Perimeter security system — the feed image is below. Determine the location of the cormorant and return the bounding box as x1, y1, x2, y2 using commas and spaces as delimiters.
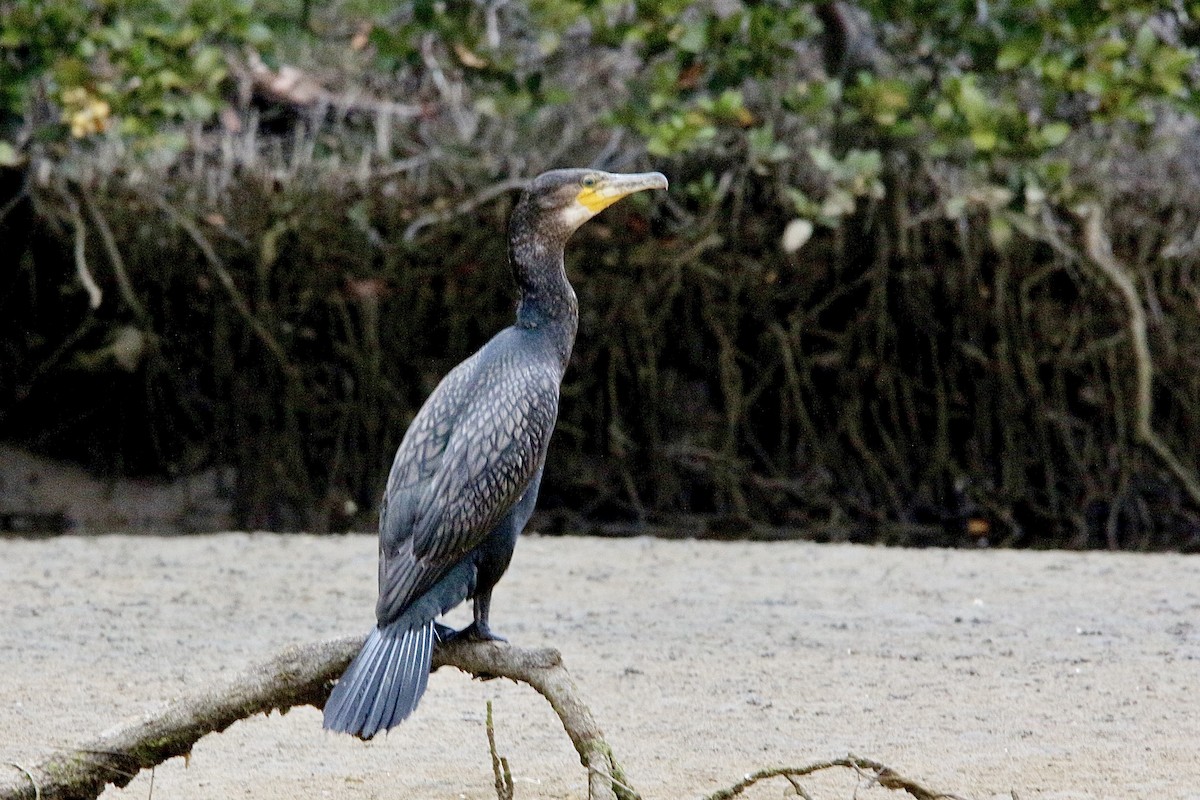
323, 168, 668, 739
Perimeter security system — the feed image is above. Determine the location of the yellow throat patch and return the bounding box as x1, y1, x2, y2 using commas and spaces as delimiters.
576, 185, 626, 214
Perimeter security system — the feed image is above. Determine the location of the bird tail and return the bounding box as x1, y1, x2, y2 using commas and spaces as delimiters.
323, 620, 436, 739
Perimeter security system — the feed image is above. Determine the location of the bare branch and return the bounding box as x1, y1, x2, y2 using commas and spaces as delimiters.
80, 192, 146, 320
0, 637, 640, 800
432, 640, 640, 800
485, 701, 514, 800
146, 193, 298, 379
241, 51, 422, 121
0, 632, 967, 800
402, 176, 527, 242
703, 755, 967, 800
0, 637, 354, 800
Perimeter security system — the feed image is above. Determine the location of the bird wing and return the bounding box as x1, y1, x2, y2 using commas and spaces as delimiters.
374, 351, 559, 627
411, 359, 558, 561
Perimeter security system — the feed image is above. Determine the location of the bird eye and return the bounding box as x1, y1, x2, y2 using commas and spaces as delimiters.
581, 175, 598, 188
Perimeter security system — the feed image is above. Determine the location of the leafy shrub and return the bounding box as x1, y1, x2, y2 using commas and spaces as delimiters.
2, 0, 1198, 547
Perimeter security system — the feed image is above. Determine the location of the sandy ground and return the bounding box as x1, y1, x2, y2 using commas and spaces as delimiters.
1, 533, 1198, 800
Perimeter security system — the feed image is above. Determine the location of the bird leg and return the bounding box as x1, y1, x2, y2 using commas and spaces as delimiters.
467, 590, 508, 641
437, 591, 507, 643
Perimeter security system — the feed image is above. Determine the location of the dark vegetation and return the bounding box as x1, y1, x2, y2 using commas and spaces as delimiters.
1, 0, 1198, 548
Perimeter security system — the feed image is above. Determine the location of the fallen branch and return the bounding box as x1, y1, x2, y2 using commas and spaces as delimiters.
0, 636, 639, 800
0, 637, 965, 800
702, 755, 967, 800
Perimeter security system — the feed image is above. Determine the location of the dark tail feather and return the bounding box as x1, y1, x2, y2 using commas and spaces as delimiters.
323, 620, 435, 739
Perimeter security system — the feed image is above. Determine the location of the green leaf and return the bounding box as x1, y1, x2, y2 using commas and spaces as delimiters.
260, 220, 290, 268
1038, 122, 1070, 148
787, 188, 820, 218
1133, 22, 1157, 60
0, 140, 21, 166
988, 215, 1013, 249
997, 35, 1041, 71
820, 188, 855, 219
970, 127, 998, 151
1096, 38, 1128, 60
807, 146, 838, 173
672, 20, 707, 54
187, 93, 216, 120
944, 195, 967, 220
156, 69, 184, 90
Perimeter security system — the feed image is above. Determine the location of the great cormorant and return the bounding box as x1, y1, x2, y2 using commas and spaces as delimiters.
323, 168, 668, 739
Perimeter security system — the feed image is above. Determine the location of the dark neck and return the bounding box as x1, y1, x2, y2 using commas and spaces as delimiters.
508, 210, 579, 370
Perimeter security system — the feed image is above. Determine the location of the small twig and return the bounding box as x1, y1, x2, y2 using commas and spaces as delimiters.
420, 33, 477, 142
589, 763, 639, 798
432, 641, 639, 800
706, 760, 839, 800
403, 176, 527, 242
784, 773, 815, 800
485, 701, 514, 800
374, 151, 443, 178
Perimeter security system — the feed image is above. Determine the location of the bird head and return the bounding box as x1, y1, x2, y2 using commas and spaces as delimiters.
517, 169, 669, 238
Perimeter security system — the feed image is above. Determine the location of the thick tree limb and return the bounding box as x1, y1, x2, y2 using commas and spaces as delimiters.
432, 640, 640, 800
0, 636, 638, 800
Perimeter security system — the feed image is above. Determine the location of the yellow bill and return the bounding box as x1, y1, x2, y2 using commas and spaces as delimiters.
576, 171, 670, 214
